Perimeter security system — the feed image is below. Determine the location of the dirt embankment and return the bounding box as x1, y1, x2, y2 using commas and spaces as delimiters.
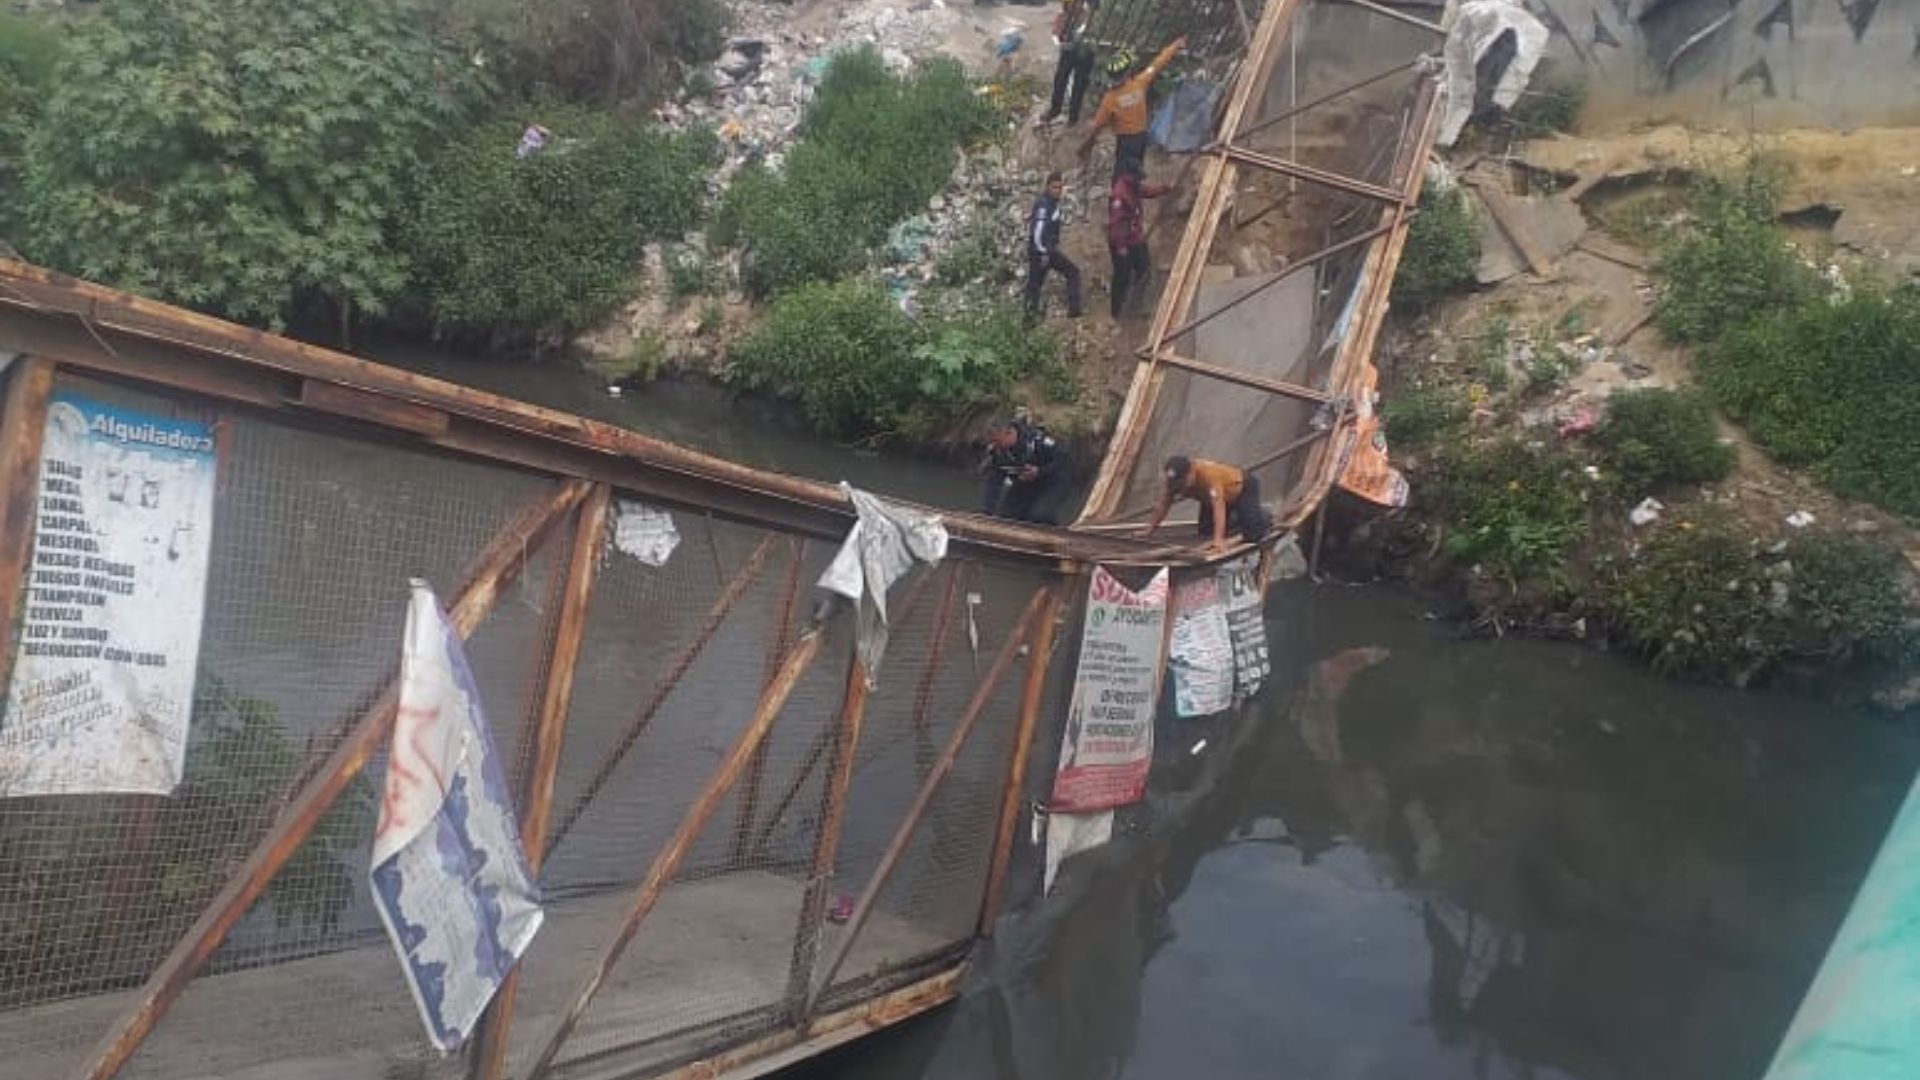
1326, 121, 1920, 704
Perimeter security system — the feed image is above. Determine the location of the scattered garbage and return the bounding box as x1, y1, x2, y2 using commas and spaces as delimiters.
1629, 497, 1664, 527
1556, 408, 1596, 439
1785, 510, 1817, 528
827, 894, 856, 923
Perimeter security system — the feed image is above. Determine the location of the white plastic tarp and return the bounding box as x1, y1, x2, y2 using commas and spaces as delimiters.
1438, 0, 1549, 146
817, 483, 949, 679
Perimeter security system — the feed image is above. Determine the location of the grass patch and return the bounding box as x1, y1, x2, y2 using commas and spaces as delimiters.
714, 49, 994, 297
1655, 160, 1818, 344
1590, 185, 1691, 250
407, 114, 717, 340
1428, 439, 1591, 583
1608, 526, 1912, 683
1595, 388, 1734, 495
1383, 383, 1467, 450
1702, 287, 1920, 517
729, 279, 1063, 440
1507, 81, 1585, 138
1393, 186, 1480, 314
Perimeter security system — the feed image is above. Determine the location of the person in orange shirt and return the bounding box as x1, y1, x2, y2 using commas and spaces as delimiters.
1078, 35, 1186, 176
1142, 455, 1272, 553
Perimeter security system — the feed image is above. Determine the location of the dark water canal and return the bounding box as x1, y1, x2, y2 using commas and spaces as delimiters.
397, 351, 1918, 1080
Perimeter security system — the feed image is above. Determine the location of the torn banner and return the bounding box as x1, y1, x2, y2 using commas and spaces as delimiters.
817, 483, 949, 678
1168, 576, 1233, 718
372, 581, 543, 1052
1044, 567, 1168, 892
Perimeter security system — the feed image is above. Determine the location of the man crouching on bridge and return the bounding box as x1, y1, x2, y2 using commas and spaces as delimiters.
983, 417, 1070, 525
1142, 456, 1271, 553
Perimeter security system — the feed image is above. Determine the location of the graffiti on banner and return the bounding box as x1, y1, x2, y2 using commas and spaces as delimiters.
371, 581, 543, 1051
1169, 576, 1233, 717
0, 392, 217, 797
1050, 566, 1168, 813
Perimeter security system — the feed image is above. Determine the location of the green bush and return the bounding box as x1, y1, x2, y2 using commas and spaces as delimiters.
716, 49, 994, 296
1428, 440, 1590, 582
731, 282, 1063, 439
1392, 185, 1480, 314
1508, 81, 1585, 138
1702, 287, 1920, 517
729, 279, 922, 437
407, 116, 716, 339
1595, 388, 1734, 494
0, 13, 60, 239
19, 0, 486, 327
1655, 161, 1818, 344
1382, 383, 1466, 450
1608, 527, 1912, 682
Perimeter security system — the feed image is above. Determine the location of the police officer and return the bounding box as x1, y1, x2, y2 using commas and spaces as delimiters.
982, 417, 1069, 525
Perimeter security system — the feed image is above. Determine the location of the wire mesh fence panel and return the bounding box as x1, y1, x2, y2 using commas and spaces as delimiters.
0, 375, 564, 1079
815, 566, 1045, 1004
511, 524, 852, 1079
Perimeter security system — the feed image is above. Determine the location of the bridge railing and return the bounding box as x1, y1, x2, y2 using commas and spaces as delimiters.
0, 263, 1140, 1080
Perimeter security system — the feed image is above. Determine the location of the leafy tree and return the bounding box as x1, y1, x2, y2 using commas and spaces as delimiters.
18, 0, 486, 328
0, 12, 62, 240
406, 114, 717, 341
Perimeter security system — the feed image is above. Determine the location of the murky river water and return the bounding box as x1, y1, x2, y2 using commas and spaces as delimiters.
399, 352, 1919, 1080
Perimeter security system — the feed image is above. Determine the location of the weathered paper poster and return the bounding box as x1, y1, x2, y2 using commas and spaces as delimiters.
371, 581, 543, 1051
1220, 556, 1270, 698
0, 392, 218, 797
1168, 576, 1233, 717
1050, 566, 1168, 813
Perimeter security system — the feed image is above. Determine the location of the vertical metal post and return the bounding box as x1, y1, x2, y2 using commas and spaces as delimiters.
978, 584, 1067, 936
781, 653, 872, 1019
0, 356, 55, 696
473, 485, 612, 1080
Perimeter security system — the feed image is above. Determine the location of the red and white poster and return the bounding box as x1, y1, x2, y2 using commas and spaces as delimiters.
1050, 566, 1169, 813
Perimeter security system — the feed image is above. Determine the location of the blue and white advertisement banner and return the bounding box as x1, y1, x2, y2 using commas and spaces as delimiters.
0, 392, 218, 797
372, 580, 543, 1052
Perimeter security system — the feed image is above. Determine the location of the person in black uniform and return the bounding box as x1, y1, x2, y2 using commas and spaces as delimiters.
981, 417, 1070, 524
1024, 172, 1083, 320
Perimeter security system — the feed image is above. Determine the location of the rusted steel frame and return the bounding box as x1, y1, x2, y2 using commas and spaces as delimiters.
1324, 0, 1446, 35
802, 588, 1052, 1019
1079, 0, 1306, 522
524, 629, 829, 1080
1221, 144, 1404, 205
730, 538, 807, 862
473, 485, 613, 1080
546, 534, 780, 855
1231, 57, 1426, 144
780, 654, 873, 1019
978, 585, 1068, 936
1148, 350, 1333, 404
74, 478, 592, 1080
909, 566, 964, 736
0, 356, 55, 695
747, 568, 942, 855
1281, 75, 1442, 529
1155, 221, 1396, 345
653, 966, 966, 1080
0, 267, 1154, 569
